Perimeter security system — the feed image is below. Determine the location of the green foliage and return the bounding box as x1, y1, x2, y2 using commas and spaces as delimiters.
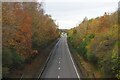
77, 40, 87, 58
11, 49, 24, 68
111, 42, 120, 79
87, 52, 97, 64
87, 34, 95, 39
77, 34, 95, 59
2, 47, 13, 67
3, 47, 24, 68
101, 59, 113, 77
2, 47, 25, 77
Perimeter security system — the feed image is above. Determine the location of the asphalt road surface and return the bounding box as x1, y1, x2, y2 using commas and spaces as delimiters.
41, 33, 80, 79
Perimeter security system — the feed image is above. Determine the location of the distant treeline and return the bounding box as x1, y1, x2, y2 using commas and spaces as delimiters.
68, 12, 119, 78
2, 2, 59, 77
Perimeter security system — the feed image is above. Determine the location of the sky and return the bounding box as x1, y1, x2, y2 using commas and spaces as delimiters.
39, 0, 119, 29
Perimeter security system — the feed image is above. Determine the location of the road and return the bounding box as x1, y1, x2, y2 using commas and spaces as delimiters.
41, 33, 80, 79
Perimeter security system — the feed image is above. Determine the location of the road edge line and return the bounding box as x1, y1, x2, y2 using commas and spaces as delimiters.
37, 38, 60, 79
66, 41, 80, 79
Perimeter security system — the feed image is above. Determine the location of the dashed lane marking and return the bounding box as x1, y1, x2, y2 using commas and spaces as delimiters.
59, 61, 60, 63
58, 75, 60, 79
58, 67, 61, 70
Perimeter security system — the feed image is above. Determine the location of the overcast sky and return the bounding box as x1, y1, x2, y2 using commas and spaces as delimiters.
39, 0, 119, 29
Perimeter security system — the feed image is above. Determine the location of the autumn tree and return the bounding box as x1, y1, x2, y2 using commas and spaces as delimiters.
68, 11, 119, 78
2, 2, 59, 77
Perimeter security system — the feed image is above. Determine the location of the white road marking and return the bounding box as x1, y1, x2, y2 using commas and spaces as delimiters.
37, 39, 60, 79
20, 74, 23, 80
59, 61, 60, 63
66, 43, 80, 79
58, 75, 60, 79
58, 67, 61, 70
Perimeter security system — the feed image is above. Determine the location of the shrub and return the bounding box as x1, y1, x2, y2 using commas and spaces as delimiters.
101, 58, 113, 77
11, 49, 25, 68
88, 34, 95, 39
2, 47, 13, 67
77, 34, 95, 58
87, 52, 98, 64
3, 47, 24, 69
2, 67, 9, 77
78, 41, 87, 58
111, 42, 120, 79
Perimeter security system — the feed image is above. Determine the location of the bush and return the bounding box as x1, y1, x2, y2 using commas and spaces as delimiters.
3, 47, 24, 69
77, 34, 95, 58
101, 58, 113, 77
87, 52, 98, 64
78, 41, 87, 58
88, 34, 95, 39
2, 47, 13, 67
11, 49, 24, 68
111, 42, 120, 79
2, 67, 9, 77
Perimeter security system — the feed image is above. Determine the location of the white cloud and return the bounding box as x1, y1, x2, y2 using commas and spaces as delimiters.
41, 0, 119, 3
43, 0, 119, 29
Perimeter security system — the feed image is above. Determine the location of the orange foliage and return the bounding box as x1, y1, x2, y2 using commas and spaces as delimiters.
2, 2, 59, 58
